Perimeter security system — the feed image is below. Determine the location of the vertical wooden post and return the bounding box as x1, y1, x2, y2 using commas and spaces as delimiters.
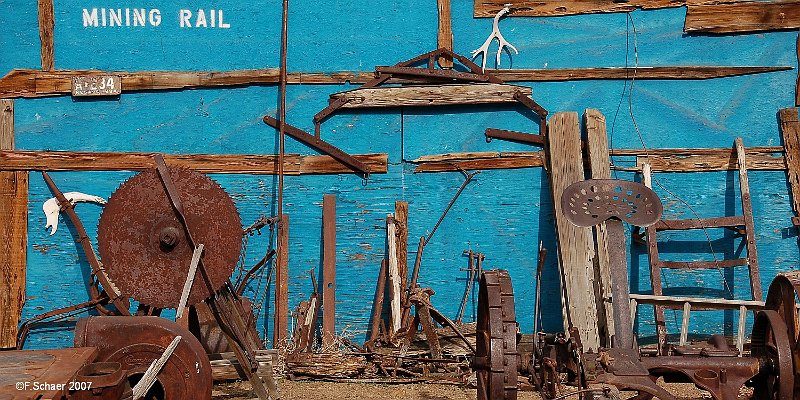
779, 108, 800, 230
437, 0, 453, 68
583, 109, 615, 348
273, 214, 289, 347
796, 34, 799, 107
394, 201, 408, 302
734, 138, 762, 299
0, 99, 27, 349
38, 0, 55, 71
322, 194, 336, 347
386, 215, 402, 334
545, 112, 600, 351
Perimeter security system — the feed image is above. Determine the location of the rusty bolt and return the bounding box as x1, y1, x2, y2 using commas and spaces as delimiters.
159, 227, 181, 250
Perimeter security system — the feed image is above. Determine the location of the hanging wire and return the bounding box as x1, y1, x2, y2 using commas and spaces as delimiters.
620, 13, 735, 306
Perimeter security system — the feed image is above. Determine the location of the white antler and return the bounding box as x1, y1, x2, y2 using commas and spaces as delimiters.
43, 192, 106, 235
471, 4, 518, 72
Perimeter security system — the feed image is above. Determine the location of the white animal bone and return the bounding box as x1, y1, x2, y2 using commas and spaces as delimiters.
43, 192, 107, 235
471, 4, 518, 72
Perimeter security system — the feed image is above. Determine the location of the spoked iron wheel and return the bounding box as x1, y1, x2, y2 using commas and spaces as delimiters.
475, 269, 518, 400
751, 310, 794, 400
764, 272, 800, 399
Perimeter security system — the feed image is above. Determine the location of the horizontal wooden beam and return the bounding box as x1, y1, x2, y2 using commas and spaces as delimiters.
685, 1, 800, 33
0, 150, 388, 175
475, 0, 710, 17
331, 84, 532, 109
413, 151, 544, 172
490, 66, 792, 81
2, 66, 788, 99
610, 146, 786, 172
412, 146, 786, 173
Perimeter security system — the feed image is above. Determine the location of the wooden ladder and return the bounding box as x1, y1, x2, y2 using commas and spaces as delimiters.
635, 138, 764, 355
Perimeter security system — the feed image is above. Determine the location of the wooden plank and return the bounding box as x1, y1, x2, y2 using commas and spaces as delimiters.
299, 153, 387, 174
0, 66, 790, 98
412, 146, 786, 173
475, 0, 720, 17
209, 350, 275, 381
631, 153, 786, 171
679, 302, 691, 346
735, 138, 762, 300
437, 0, 454, 68
685, 1, 800, 33
778, 108, 800, 227
0, 150, 387, 175
273, 215, 289, 347
368, 259, 388, 343
492, 66, 792, 81
653, 216, 745, 230
583, 109, 615, 348
386, 215, 402, 334
331, 83, 532, 109
546, 112, 600, 351
628, 293, 765, 309
322, 194, 336, 347
413, 151, 545, 173
37, 0, 54, 71
0, 100, 25, 349
394, 202, 409, 309
658, 258, 749, 270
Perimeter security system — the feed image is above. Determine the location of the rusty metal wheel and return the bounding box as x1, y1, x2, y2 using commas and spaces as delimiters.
751, 310, 794, 400
475, 269, 518, 400
765, 272, 800, 346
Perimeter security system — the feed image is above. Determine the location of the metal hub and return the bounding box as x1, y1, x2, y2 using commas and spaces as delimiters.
97, 167, 242, 309
475, 269, 518, 400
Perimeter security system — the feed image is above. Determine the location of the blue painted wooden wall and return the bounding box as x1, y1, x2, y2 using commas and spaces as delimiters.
2, 1, 798, 349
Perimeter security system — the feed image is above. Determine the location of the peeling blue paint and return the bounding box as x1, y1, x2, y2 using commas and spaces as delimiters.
3, 0, 798, 349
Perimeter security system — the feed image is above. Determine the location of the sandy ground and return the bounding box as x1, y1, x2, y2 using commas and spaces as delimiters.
212, 380, 725, 400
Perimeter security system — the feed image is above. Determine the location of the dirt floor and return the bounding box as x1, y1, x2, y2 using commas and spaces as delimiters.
213, 380, 731, 399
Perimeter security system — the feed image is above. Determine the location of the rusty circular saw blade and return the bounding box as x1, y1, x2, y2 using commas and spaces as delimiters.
97, 167, 242, 309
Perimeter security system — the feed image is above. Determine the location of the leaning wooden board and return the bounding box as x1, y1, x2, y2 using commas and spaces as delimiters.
545, 112, 601, 351
0, 347, 98, 399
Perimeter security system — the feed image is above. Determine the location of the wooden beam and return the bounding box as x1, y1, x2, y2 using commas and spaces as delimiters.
0, 150, 388, 175
489, 66, 791, 81
322, 194, 336, 347
475, 0, 715, 17
273, 215, 289, 347
37, 0, 54, 71
413, 151, 545, 173
1, 66, 790, 98
583, 109, 614, 348
779, 108, 800, 228
546, 112, 600, 351
685, 1, 800, 33
437, 0, 454, 68
796, 33, 800, 107
0, 99, 26, 348
394, 201, 409, 309
628, 152, 786, 172
386, 215, 402, 334
331, 83, 532, 109
411, 146, 785, 173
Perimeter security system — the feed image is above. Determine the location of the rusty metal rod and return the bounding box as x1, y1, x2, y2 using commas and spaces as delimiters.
41, 172, 130, 316
367, 259, 388, 345
235, 249, 277, 296
423, 170, 479, 246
